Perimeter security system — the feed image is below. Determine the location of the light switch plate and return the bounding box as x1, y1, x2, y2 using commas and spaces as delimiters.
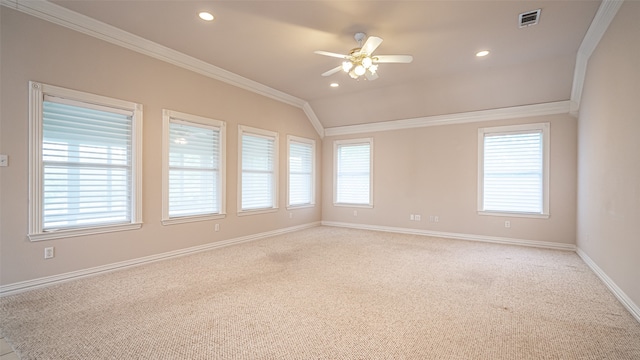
0, 154, 7, 167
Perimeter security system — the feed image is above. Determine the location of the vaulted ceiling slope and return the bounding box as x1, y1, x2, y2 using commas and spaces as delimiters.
26, 1, 601, 129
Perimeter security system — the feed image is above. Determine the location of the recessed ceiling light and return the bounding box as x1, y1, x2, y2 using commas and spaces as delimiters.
330, 83, 339, 88
198, 12, 214, 21
476, 50, 490, 57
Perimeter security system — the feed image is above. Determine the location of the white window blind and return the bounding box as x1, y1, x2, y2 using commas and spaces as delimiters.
42, 97, 133, 230
335, 139, 372, 206
168, 121, 220, 217
482, 130, 544, 214
288, 138, 314, 207
241, 129, 277, 211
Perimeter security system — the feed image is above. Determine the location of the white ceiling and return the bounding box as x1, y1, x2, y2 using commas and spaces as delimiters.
51, 0, 601, 129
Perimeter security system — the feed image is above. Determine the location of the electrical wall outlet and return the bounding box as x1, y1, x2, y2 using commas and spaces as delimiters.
44, 247, 54, 259
505, 221, 511, 228
214, 223, 220, 232
0, 155, 7, 167
410, 214, 415, 220
415, 215, 421, 221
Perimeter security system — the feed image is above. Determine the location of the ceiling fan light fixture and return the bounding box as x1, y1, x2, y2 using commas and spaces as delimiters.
362, 56, 373, 69
354, 64, 366, 76
342, 61, 353, 72
369, 64, 378, 74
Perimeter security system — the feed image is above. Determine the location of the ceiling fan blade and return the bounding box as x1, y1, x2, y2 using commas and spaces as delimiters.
365, 72, 379, 81
321, 66, 342, 77
361, 36, 383, 55
374, 55, 414, 63
314, 50, 349, 59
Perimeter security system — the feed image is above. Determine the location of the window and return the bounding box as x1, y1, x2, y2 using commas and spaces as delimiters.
238, 126, 278, 215
287, 136, 315, 208
162, 110, 226, 225
28, 81, 142, 241
334, 138, 373, 207
478, 123, 549, 217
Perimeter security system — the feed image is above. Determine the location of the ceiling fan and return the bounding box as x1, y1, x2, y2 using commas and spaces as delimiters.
315, 32, 413, 81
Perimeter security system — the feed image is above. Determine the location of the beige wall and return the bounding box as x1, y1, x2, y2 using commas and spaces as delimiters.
322, 114, 577, 245
577, 2, 640, 308
0, 9, 322, 285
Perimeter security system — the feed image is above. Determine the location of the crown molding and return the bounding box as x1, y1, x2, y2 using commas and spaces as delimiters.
6, 0, 616, 137
578, 0, 624, 58
570, 54, 589, 117
570, 0, 624, 116
1, 0, 325, 137
302, 103, 325, 138
324, 101, 571, 137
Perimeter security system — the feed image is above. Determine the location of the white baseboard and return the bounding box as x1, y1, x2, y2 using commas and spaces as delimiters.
0, 222, 321, 297
8, 221, 637, 325
321, 221, 576, 251
576, 248, 640, 323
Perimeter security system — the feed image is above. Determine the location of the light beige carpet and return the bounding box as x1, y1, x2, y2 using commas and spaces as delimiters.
1, 226, 639, 359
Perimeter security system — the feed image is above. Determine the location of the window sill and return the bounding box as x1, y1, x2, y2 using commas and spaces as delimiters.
29, 222, 142, 242
286, 203, 315, 210
478, 211, 549, 219
333, 203, 373, 209
237, 208, 278, 217
162, 213, 226, 226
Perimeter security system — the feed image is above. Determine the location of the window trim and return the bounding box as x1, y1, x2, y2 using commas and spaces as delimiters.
477, 122, 550, 219
237, 125, 279, 216
161, 110, 226, 225
333, 137, 374, 208
28, 81, 143, 241
286, 135, 316, 210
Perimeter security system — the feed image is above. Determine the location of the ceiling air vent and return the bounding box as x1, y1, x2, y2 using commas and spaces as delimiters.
519, 9, 541, 28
